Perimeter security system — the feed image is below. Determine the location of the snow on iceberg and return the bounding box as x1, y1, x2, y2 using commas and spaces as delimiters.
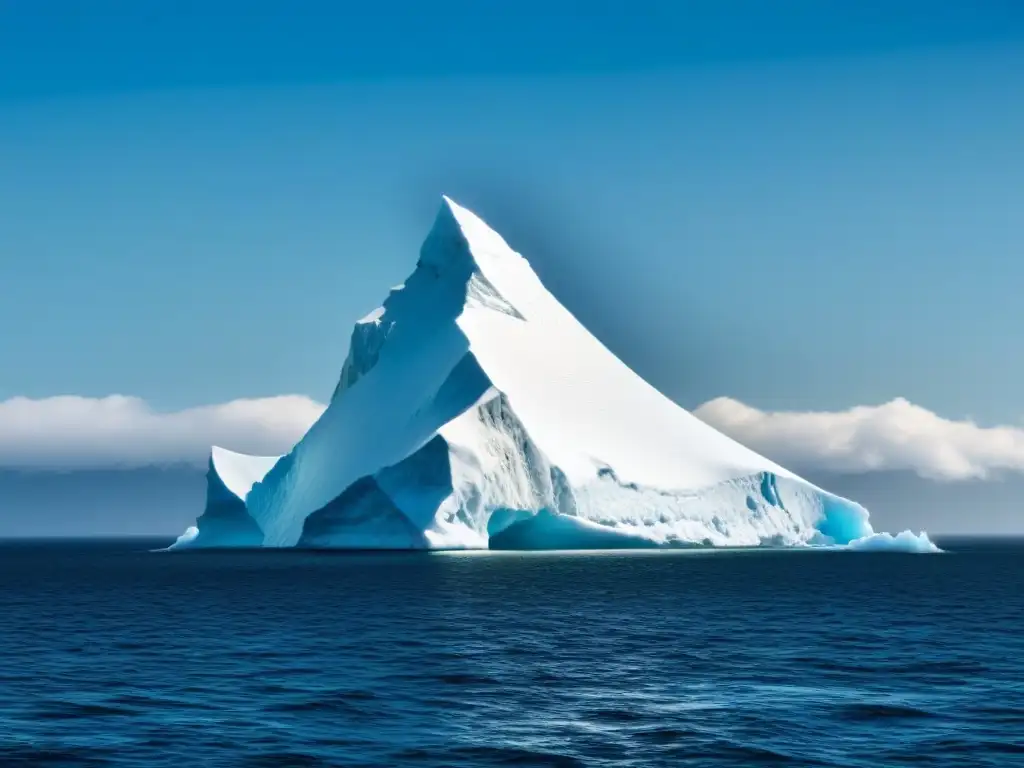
174, 195, 934, 552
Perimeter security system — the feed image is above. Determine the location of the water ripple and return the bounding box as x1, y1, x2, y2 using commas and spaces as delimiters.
0, 538, 1022, 767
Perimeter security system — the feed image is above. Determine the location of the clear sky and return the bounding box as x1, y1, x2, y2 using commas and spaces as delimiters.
2, 0, 1024, 426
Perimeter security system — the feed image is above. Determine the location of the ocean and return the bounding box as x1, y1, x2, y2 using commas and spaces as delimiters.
1, 539, 1022, 767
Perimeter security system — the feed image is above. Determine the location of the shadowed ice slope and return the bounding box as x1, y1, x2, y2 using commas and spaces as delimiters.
170, 447, 275, 549
178, 197, 936, 552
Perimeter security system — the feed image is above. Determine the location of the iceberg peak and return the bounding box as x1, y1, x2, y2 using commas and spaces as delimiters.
439, 194, 487, 237
422, 194, 525, 274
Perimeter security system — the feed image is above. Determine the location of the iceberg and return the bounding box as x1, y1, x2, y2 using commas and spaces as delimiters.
847, 531, 942, 553
176, 196, 935, 552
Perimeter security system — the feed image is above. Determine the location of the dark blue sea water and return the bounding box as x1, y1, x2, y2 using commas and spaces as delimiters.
1, 539, 1022, 767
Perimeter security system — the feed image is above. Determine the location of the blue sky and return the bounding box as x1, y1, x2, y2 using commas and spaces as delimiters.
2, 0, 1024, 426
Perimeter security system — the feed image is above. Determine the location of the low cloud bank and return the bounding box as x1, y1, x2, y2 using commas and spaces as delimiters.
695, 396, 1024, 482
2, 393, 1022, 483
0, 395, 325, 469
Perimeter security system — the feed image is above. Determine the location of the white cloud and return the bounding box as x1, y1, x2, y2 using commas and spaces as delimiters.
3, 393, 1023, 481
0, 395, 325, 470
694, 396, 1024, 481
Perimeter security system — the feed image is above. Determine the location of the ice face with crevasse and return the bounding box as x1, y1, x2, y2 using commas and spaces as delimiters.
174, 197, 937, 553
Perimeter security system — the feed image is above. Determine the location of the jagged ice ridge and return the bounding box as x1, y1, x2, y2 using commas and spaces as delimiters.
174, 197, 937, 553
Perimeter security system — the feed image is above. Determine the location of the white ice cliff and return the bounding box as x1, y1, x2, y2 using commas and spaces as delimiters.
174, 196, 936, 552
